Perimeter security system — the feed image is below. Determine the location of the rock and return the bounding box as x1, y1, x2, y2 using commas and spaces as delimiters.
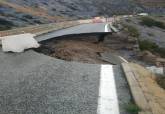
139, 51, 157, 64
156, 58, 165, 67
139, 51, 165, 66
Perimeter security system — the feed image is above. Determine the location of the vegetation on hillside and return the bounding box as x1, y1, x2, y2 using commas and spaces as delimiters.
0, 18, 14, 31
156, 75, 165, 89
140, 16, 165, 29
124, 103, 141, 114
138, 40, 158, 51
124, 24, 140, 37
139, 40, 165, 58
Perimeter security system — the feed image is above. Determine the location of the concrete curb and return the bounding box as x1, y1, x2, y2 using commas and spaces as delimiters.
121, 63, 152, 114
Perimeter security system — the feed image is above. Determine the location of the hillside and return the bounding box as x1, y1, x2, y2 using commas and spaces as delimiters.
137, 0, 165, 7
0, 0, 165, 30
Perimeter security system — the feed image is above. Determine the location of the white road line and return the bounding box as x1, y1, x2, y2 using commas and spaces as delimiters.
104, 24, 109, 32
97, 65, 120, 114
119, 56, 128, 63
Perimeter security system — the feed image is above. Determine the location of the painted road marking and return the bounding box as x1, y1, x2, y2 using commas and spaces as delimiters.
104, 24, 110, 32
97, 65, 120, 114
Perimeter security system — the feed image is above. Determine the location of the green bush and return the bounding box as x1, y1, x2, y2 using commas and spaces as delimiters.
139, 40, 158, 51
156, 76, 165, 89
124, 25, 140, 37
155, 47, 165, 58
139, 40, 165, 57
140, 17, 165, 29
124, 103, 141, 114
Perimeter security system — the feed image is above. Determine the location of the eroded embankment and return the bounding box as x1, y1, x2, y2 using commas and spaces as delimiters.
34, 33, 138, 64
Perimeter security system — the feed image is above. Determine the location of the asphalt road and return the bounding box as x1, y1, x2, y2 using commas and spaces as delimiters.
36, 23, 112, 42
0, 49, 131, 114
0, 50, 101, 114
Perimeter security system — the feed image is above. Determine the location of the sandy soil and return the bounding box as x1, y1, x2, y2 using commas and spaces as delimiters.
35, 35, 112, 64
51, 39, 108, 64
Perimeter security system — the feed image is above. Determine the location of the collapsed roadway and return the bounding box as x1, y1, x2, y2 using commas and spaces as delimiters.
0, 22, 131, 114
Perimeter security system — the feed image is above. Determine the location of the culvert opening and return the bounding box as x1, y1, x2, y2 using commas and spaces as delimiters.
34, 34, 113, 64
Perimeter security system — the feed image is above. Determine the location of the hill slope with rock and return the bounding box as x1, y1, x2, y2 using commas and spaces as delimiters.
0, 0, 165, 30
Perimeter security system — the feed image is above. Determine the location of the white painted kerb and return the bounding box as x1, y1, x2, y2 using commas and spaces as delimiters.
97, 65, 120, 114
